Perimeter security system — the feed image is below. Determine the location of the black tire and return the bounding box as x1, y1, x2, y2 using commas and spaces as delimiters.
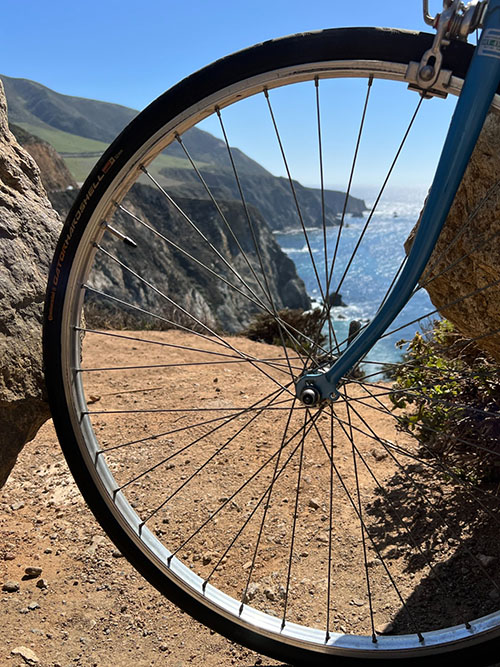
44, 28, 500, 665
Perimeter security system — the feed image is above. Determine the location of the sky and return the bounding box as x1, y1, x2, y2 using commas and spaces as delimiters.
1, 1, 458, 192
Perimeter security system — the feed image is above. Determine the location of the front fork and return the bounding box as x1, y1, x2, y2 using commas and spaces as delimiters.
296, 0, 500, 406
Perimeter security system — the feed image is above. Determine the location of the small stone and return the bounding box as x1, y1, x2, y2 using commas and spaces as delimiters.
11, 646, 40, 664
264, 587, 276, 601
243, 582, 260, 603
489, 589, 500, 600
308, 498, 320, 510
478, 554, 496, 567
351, 598, 366, 607
35, 579, 48, 589
202, 553, 212, 566
371, 449, 388, 462
4, 552, 15, 560
2, 580, 20, 592
10, 501, 25, 511
24, 566, 42, 578
111, 550, 123, 558
375, 621, 394, 635
28, 601, 40, 610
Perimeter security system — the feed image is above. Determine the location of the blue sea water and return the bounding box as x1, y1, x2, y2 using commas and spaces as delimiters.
274, 188, 435, 371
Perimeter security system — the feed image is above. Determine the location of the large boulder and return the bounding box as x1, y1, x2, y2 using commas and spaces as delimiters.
0, 80, 61, 488
408, 110, 500, 361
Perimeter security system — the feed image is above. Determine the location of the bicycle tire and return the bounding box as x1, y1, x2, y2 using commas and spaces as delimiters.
44, 27, 500, 665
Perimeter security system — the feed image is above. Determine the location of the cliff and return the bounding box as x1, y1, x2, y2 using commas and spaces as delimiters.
50, 183, 311, 333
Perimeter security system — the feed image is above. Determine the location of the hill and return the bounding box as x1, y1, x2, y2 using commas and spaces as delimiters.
0, 74, 366, 230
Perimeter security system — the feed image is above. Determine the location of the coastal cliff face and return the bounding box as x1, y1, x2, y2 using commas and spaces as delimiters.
0, 82, 61, 488
408, 111, 500, 361
9, 123, 77, 193
50, 183, 311, 333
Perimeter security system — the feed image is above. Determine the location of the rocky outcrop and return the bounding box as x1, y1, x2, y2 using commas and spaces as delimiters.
409, 111, 500, 361
9, 123, 77, 193
0, 81, 61, 488
50, 183, 311, 333
160, 165, 367, 232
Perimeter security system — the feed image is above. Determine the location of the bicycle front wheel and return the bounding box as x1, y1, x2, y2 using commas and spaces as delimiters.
44, 28, 500, 665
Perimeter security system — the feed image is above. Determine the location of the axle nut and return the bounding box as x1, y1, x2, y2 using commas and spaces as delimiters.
300, 387, 320, 406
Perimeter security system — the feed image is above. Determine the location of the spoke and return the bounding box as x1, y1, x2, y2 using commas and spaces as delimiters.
326, 77, 373, 301
203, 400, 298, 591
342, 386, 377, 642
378, 275, 500, 344
337, 396, 500, 592
351, 376, 499, 421
115, 200, 281, 322
346, 384, 500, 495
138, 387, 289, 528
310, 416, 425, 638
315, 78, 341, 356
95, 245, 295, 394
281, 409, 307, 630
215, 107, 302, 371
332, 96, 423, 298
418, 177, 500, 287
81, 356, 303, 373
264, 88, 326, 308
167, 409, 322, 563
416, 227, 500, 296
83, 285, 296, 376
240, 399, 298, 612
333, 410, 449, 595
173, 133, 279, 310
100, 397, 294, 455
325, 406, 335, 642
117, 383, 289, 496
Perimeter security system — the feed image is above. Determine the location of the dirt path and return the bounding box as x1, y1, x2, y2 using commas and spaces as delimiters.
2, 331, 500, 667
0, 418, 285, 667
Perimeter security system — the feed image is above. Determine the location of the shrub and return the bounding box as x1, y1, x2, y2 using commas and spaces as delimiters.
390, 320, 500, 482
243, 308, 326, 352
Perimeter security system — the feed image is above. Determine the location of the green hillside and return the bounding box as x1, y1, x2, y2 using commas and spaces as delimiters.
1, 72, 367, 229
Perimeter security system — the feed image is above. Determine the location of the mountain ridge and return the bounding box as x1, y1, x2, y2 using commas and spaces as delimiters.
0, 73, 367, 231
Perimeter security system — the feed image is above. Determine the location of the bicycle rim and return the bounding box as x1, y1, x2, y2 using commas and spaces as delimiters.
44, 28, 500, 665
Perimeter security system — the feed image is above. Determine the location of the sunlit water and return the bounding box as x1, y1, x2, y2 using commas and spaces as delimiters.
274, 189, 436, 372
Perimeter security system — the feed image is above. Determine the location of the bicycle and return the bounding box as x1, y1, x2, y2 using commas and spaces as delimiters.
43, 1, 500, 664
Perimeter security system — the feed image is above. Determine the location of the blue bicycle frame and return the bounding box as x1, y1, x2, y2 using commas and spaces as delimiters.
296, 0, 500, 403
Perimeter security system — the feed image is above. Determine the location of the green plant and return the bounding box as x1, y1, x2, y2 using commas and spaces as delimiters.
243, 308, 326, 352
390, 320, 500, 482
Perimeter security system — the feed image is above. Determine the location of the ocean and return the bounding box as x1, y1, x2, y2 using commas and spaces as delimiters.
274, 188, 435, 373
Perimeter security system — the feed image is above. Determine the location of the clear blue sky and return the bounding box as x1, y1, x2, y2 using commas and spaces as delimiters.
1, 1, 457, 192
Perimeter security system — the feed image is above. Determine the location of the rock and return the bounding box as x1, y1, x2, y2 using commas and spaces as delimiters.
375, 621, 394, 635
35, 579, 47, 589
327, 292, 347, 308
27, 601, 40, 610
371, 449, 388, 462
24, 566, 42, 578
11, 646, 40, 664
2, 580, 20, 592
264, 587, 277, 601
308, 498, 320, 510
9, 124, 77, 194
0, 79, 61, 488
478, 554, 496, 567
407, 111, 500, 361
243, 582, 260, 603
10, 501, 25, 511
